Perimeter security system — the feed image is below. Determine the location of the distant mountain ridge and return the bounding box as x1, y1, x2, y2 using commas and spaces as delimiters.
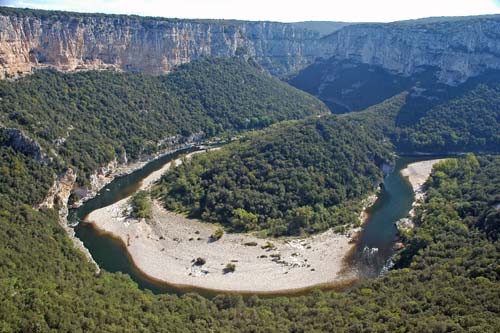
1, 6, 500, 84
0, 6, 330, 79
290, 21, 353, 36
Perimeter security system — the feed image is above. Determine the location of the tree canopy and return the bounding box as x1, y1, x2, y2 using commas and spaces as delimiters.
0, 57, 326, 184
1, 142, 498, 331
155, 116, 393, 236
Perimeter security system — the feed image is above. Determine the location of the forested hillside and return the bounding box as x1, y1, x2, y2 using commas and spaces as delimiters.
0, 57, 326, 184
0, 6, 499, 332
343, 72, 500, 153
154, 116, 393, 236
1, 140, 498, 331
288, 58, 420, 113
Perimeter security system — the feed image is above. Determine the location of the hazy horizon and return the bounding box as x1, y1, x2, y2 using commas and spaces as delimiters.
2, 0, 500, 23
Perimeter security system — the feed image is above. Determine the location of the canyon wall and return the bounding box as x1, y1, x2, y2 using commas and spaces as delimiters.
1, 8, 500, 84
0, 8, 329, 79
323, 17, 500, 84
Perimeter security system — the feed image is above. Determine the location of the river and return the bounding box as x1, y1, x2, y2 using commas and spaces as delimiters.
69, 152, 436, 295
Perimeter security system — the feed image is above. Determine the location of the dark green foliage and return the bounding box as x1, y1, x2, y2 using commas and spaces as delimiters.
288, 58, 425, 113
0, 7, 498, 331
423, 155, 498, 240
343, 73, 500, 153
291, 56, 499, 153
396, 79, 500, 152
130, 190, 152, 219
0, 137, 53, 206
155, 116, 393, 235
210, 227, 224, 241
194, 257, 206, 266
224, 263, 236, 273
0, 57, 325, 183
0, 5, 253, 25
396, 155, 499, 274
0, 147, 499, 331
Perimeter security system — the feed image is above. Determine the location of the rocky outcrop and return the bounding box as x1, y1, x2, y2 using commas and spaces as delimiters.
0, 8, 329, 79
0, 127, 45, 161
1, 8, 499, 84
37, 167, 100, 271
38, 168, 76, 213
323, 16, 500, 84
395, 217, 415, 234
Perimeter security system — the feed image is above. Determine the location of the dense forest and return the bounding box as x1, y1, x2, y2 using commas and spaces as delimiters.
395, 78, 500, 152
288, 58, 437, 113
343, 73, 500, 154
154, 116, 393, 236
1, 139, 498, 331
0, 34, 498, 329
290, 56, 500, 153
0, 57, 326, 184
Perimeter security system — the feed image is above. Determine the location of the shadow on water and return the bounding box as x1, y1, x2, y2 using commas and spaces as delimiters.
350, 158, 414, 278
351, 155, 452, 278
71, 149, 447, 296
71, 147, 200, 296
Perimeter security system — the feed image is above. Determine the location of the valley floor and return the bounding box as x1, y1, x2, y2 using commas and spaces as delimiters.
88, 200, 356, 293
86, 150, 358, 293
85, 155, 444, 293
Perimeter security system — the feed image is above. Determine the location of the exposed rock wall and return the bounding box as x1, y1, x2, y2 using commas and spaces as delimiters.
323, 17, 500, 84
1, 8, 499, 84
38, 168, 76, 212
0, 10, 328, 78
37, 167, 100, 271
0, 127, 46, 161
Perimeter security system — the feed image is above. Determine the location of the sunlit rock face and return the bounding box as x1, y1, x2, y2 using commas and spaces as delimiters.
322, 17, 500, 84
0, 11, 330, 79
1, 9, 499, 85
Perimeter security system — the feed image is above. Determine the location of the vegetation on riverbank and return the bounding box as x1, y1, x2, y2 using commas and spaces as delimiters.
1, 142, 498, 331
154, 116, 393, 236
0, 37, 498, 331
130, 191, 152, 220
0, 57, 326, 185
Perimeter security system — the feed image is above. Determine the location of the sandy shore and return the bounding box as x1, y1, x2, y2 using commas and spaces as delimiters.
401, 159, 444, 214
72, 144, 200, 207
86, 151, 358, 293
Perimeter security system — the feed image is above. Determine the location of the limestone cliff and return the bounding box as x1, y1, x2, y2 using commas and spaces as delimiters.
38, 168, 76, 213
323, 16, 500, 84
0, 127, 45, 161
1, 8, 500, 84
0, 7, 328, 79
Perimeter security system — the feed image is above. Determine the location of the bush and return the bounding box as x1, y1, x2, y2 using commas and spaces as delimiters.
223, 263, 236, 273
194, 257, 206, 266
210, 227, 224, 241
130, 191, 152, 219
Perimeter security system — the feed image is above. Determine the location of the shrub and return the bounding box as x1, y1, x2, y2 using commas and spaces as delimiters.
223, 263, 236, 273
130, 191, 152, 219
261, 241, 276, 250
194, 257, 206, 266
210, 227, 224, 241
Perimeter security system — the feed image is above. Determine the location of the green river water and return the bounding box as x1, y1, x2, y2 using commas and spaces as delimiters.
70, 151, 438, 295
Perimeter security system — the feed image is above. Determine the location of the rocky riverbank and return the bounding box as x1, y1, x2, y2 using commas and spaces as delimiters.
400, 159, 444, 217
395, 158, 444, 247
85, 150, 365, 293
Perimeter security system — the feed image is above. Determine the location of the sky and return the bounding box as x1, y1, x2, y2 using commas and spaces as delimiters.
2, 0, 500, 22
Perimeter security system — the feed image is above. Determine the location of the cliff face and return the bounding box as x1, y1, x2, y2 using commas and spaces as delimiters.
1, 127, 45, 161
1, 8, 500, 84
0, 11, 328, 78
38, 168, 76, 211
323, 17, 500, 84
